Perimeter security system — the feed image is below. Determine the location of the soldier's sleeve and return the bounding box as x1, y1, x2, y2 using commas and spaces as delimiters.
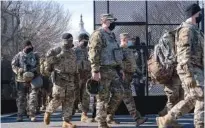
200, 32, 204, 66
74, 52, 80, 86
88, 31, 103, 72
46, 46, 61, 57
46, 47, 61, 63
34, 53, 40, 74
176, 27, 195, 83
11, 53, 20, 74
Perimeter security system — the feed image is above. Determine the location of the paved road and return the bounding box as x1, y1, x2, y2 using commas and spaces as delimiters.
1, 111, 194, 128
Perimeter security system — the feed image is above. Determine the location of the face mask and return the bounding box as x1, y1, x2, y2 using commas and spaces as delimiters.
196, 14, 203, 23
127, 41, 133, 47
63, 43, 73, 49
25, 47, 33, 54
108, 22, 116, 31
63, 40, 73, 49
83, 41, 88, 47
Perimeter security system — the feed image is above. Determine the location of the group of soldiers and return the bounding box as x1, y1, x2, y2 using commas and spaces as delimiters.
11, 3, 204, 128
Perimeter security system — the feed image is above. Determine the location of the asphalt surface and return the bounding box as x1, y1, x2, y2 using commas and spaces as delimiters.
1, 110, 194, 128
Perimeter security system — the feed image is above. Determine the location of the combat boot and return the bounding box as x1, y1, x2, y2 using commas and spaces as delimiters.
62, 121, 76, 128
80, 112, 88, 122
106, 114, 119, 124
156, 114, 173, 128
88, 118, 97, 123
136, 117, 148, 127
44, 112, 51, 125
169, 120, 183, 128
16, 115, 23, 122
98, 122, 111, 128
195, 125, 204, 128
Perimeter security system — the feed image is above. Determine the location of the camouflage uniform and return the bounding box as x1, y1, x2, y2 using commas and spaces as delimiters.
45, 46, 79, 123
11, 51, 40, 118
39, 57, 53, 110
74, 46, 91, 113
107, 33, 146, 125
88, 14, 124, 128
159, 74, 184, 116
157, 21, 204, 128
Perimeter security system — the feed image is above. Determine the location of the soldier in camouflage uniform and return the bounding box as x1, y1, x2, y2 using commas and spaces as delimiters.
106, 33, 148, 126
157, 4, 204, 128
44, 33, 79, 128
88, 14, 124, 128
159, 75, 184, 115
73, 33, 91, 122
11, 40, 40, 122
39, 56, 53, 111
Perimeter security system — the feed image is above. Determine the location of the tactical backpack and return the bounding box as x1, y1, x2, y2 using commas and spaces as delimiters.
148, 25, 183, 84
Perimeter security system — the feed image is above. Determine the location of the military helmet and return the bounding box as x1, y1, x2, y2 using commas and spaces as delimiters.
62, 33, 73, 40
23, 72, 34, 82
78, 33, 89, 42
86, 78, 103, 95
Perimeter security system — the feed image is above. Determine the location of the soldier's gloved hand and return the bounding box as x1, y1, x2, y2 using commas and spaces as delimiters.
92, 72, 101, 81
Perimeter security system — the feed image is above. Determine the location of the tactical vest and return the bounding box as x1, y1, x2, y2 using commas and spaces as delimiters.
122, 48, 137, 73
53, 48, 77, 74
16, 52, 38, 82
99, 29, 123, 66
75, 47, 91, 71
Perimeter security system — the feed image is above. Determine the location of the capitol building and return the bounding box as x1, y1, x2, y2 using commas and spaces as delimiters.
73, 14, 90, 46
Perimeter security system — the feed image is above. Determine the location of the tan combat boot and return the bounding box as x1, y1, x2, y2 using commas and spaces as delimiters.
156, 114, 173, 128
106, 114, 119, 124
195, 125, 204, 128
99, 122, 111, 128
88, 118, 97, 123
44, 112, 51, 125
136, 117, 148, 126
62, 121, 76, 128
169, 120, 183, 128
80, 112, 88, 123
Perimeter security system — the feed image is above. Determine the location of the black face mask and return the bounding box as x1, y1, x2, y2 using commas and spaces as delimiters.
196, 14, 203, 23
108, 22, 116, 31
63, 43, 74, 49
25, 47, 33, 54
83, 41, 88, 47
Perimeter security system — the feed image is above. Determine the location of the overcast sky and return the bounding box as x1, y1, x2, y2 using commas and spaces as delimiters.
58, 1, 94, 35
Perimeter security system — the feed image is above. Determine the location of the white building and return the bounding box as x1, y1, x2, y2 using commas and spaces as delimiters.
73, 14, 90, 46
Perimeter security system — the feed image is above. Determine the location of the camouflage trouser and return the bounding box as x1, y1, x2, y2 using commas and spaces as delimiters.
107, 73, 141, 120
39, 76, 53, 108
95, 67, 123, 127
160, 75, 184, 115
74, 71, 90, 113
168, 67, 204, 127
46, 79, 75, 122
16, 82, 39, 116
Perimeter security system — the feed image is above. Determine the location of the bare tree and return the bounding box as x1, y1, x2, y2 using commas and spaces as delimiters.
1, 1, 71, 59
18, 1, 71, 54
1, 1, 21, 58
